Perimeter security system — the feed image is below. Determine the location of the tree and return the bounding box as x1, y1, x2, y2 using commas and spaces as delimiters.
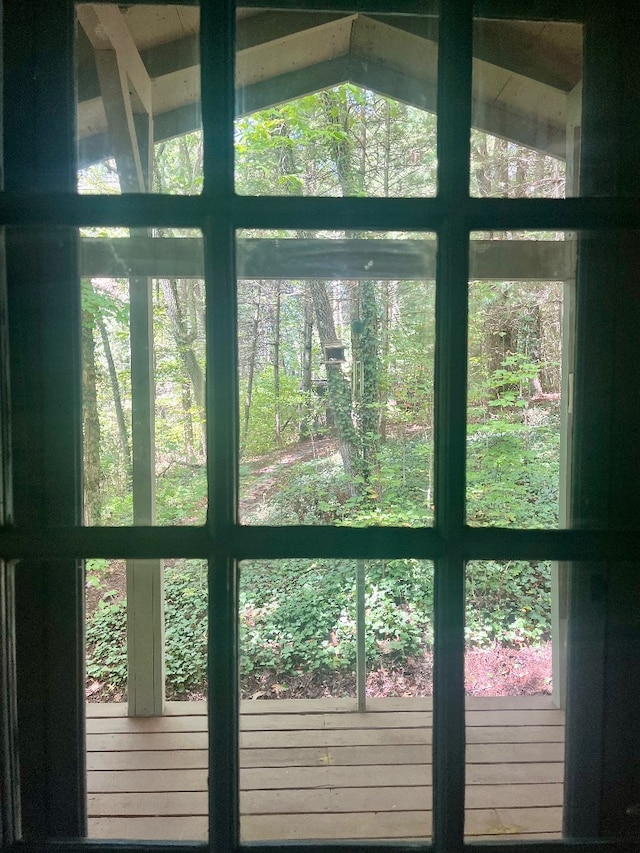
159, 277, 206, 456
82, 303, 101, 525
80, 82, 566, 528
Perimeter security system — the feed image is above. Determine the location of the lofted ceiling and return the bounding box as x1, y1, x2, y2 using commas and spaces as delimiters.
76, 5, 582, 168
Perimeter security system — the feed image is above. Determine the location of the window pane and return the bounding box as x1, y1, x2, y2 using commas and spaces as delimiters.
467, 231, 574, 529
235, 9, 438, 197
86, 558, 208, 841
239, 558, 433, 842
76, 4, 201, 194
471, 20, 583, 198
81, 228, 206, 526
237, 230, 436, 526
464, 560, 564, 842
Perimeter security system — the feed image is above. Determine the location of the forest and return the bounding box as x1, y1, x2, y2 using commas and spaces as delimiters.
81, 85, 565, 701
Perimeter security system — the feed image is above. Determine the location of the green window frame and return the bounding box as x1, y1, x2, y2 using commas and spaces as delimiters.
1, 1, 640, 852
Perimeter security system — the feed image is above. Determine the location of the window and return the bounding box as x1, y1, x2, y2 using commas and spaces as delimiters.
1, 1, 640, 852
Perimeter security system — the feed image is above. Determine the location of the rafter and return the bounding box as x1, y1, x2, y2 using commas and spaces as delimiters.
78, 4, 153, 191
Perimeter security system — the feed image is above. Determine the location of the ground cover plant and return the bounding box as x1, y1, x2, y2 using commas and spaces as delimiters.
82, 83, 564, 701
86, 553, 553, 700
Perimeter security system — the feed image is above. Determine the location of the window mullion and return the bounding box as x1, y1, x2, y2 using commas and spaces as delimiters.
200, 0, 239, 850
433, 0, 473, 850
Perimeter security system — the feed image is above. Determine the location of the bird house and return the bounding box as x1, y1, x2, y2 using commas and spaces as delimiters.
323, 340, 346, 364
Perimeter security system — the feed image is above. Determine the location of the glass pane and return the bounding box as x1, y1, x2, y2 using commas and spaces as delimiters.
464, 560, 564, 842
467, 231, 574, 529
76, 4, 201, 194
237, 230, 436, 526
235, 9, 438, 197
86, 558, 208, 841
471, 20, 583, 198
239, 558, 433, 842
81, 228, 206, 525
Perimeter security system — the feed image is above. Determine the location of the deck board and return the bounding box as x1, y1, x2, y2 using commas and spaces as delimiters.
86, 696, 564, 842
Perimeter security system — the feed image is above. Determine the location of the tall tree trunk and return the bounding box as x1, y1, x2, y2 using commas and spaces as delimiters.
97, 315, 131, 481
351, 278, 380, 486
182, 381, 195, 463
309, 278, 360, 491
383, 100, 391, 197
360, 279, 380, 479
299, 288, 314, 439
473, 132, 493, 197
242, 283, 262, 449
161, 278, 206, 454
82, 310, 101, 524
379, 278, 392, 442
272, 281, 282, 445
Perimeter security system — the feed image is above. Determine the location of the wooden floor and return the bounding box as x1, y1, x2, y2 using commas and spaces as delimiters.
87, 696, 564, 843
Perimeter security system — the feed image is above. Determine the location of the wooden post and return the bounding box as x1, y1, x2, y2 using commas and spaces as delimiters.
126, 110, 165, 718
356, 559, 366, 712
79, 6, 165, 715
127, 274, 165, 717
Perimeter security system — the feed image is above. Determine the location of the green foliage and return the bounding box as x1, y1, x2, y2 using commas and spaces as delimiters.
81, 278, 128, 326
86, 558, 111, 590
154, 133, 203, 194
468, 349, 560, 528
86, 555, 551, 696
466, 561, 552, 646
239, 559, 433, 678
164, 565, 208, 695
86, 561, 208, 699
235, 86, 437, 197
467, 419, 559, 527
486, 353, 541, 408
241, 372, 303, 456
253, 434, 434, 527
155, 465, 207, 525
86, 591, 128, 689
261, 458, 351, 524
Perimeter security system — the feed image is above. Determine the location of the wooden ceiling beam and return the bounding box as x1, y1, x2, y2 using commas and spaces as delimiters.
78, 5, 154, 190
76, 8, 575, 166
78, 4, 152, 115
92, 49, 146, 191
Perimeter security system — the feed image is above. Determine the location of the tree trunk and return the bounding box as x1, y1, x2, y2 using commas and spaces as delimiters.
361, 279, 380, 476
242, 283, 262, 449
383, 100, 391, 197
299, 288, 314, 439
379, 278, 392, 442
309, 277, 361, 490
97, 315, 131, 481
272, 281, 282, 445
82, 310, 102, 524
351, 278, 380, 486
182, 380, 196, 463
161, 278, 206, 454
473, 132, 493, 197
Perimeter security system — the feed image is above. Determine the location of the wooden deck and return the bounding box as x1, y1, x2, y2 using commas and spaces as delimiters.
87, 696, 564, 843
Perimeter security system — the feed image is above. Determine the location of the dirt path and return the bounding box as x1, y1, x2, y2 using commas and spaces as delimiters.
86, 438, 339, 616
239, 436, 338, 518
